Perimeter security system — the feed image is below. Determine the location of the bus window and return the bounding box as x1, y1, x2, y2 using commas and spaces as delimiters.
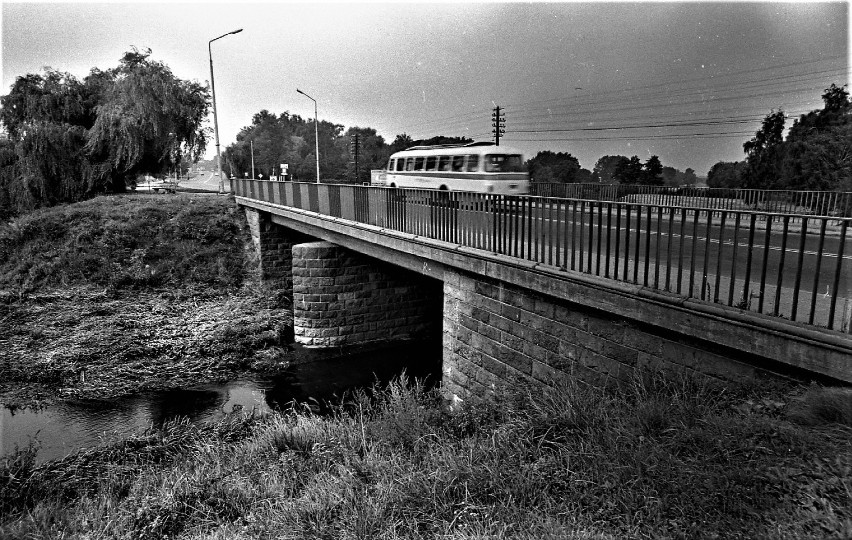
451, 155, 465, 172
485, 154, 525, 172
438, 156, 451, 171
466, 155, 479, 172
405, 158, 414, 171
414, 157, 425, 171
389, 158, 395, 171
397, 159, 405, 171
425, 156, 437, 171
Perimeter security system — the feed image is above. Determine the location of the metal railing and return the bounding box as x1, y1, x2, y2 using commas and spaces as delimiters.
235, 179, 852, 333
529, 183, 852, 218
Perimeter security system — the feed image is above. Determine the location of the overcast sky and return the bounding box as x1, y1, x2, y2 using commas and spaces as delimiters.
2, 1, 849, 175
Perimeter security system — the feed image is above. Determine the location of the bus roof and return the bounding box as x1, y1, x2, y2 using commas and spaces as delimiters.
391, 143, 524, 158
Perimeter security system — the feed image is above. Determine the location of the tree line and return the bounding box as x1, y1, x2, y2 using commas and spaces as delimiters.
221, 114, 481, 184
707, 84, 851, 191
1, 49, 847, 220
525, 151, 697, 186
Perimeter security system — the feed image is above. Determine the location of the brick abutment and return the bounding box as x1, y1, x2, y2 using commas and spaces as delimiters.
441, 268, 783, 404
244, 207, 309, 290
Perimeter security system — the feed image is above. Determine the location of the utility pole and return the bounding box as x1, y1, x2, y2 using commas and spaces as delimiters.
350, 132, 361, 184
492, 105, 505, 146
250, 139, 255, 179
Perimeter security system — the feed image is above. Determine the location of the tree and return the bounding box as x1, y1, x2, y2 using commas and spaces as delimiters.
526, 151, 581, 183
820, 83, 850, 111
740, 84, 851, 192
574, 168, 593, 183
642, 155, 663, 185
84, 49, 210, 191
777, 83, 851, 191
613, 155, 643, 184
707, 161, 745, 188
0, 49, 210, 215
592, 155, 629, 183
389, 133, 414, 154
661, 166, 678, 186
741, 109, 785, 188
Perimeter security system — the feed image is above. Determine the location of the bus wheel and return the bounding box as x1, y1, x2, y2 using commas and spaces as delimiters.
390, 183, 396, 188
439, 185, 448, 191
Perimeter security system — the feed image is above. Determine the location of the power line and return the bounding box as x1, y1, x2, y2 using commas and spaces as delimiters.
505, 55, 848, 111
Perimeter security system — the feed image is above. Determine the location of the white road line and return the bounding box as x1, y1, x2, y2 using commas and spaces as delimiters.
534, 216, 852, 260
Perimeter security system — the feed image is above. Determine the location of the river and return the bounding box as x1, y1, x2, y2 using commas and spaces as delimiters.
1, 342, 441, 463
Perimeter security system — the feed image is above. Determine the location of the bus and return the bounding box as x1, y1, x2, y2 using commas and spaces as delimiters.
383, 142, 529, 194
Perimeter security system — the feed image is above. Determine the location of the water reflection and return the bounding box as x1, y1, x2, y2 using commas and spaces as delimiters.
1, 341, 441, 463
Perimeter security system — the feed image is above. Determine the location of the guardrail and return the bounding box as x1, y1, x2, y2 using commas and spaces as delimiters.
529, 183, 852, 218
235, 179, 851, 333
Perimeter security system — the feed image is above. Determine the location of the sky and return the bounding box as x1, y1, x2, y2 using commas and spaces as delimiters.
1, 1, 849, 176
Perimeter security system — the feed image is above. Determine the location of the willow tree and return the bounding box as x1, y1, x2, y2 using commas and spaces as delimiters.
85, 49, 210, 191
0, 69, 106, 215
0, 49, 210, 216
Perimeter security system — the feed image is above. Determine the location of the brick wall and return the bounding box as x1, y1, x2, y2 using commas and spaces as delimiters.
244, 207, 310, 288
442, 268, 771, 403
293, 241, 441, 348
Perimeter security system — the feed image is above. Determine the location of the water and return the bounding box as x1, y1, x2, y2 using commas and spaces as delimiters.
1, 343, 441, 463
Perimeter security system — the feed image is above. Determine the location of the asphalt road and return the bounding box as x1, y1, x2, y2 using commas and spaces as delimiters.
395, 196, 851, 329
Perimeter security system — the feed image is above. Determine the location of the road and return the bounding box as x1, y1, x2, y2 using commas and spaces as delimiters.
179, 171, 228, 192
391, 194, 851, 330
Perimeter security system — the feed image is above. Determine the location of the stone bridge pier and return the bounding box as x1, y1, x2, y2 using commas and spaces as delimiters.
245, 207, 442, 349
291, 241, 440, 347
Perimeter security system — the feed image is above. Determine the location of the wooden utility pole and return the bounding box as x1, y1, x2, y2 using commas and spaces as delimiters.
492, 106, 505, 146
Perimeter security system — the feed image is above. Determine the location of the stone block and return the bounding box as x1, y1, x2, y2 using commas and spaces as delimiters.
499, 348, 533, 375
501, 303, 522, 323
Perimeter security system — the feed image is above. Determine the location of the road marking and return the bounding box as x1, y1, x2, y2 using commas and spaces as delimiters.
534, 216, 852, 260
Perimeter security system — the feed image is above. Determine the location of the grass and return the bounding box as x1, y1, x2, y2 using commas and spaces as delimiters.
1, 191, 849, 538
0, 193, 293, 407
1, 374, 849, 539
0, 193, 248, 296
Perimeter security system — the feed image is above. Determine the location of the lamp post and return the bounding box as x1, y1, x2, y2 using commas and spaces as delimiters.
296, 88, 320, 184
209, 28, 242, 194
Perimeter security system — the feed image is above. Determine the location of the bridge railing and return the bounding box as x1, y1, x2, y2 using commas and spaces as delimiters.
235, 179, 851, 333
529, 183, 852, 218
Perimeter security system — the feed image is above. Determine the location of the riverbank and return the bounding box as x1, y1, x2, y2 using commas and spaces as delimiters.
2, 375, 850, 538
0, 194, 294, 408
0, 284, 292, 408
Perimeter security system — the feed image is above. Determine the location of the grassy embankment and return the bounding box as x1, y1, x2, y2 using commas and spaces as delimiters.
1, 193, 850, 538
1, 375, 851, 538
0, 193, 292, 407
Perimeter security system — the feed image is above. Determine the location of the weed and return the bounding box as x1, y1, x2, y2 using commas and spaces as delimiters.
788, 386, 852, 426
1, 376, 850, 538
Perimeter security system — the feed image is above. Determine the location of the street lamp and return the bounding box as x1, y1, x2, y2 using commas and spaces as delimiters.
296, 88, 320, 184
209, 28, 243, 194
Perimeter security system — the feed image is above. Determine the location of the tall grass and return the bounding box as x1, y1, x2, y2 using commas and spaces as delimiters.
0, 193, 249, 296
2, 374, 849, 539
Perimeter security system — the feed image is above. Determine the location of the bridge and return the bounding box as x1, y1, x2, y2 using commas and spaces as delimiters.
232, 179, 852, 402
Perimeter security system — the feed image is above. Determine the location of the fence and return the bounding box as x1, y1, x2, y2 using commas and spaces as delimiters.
529, 183, 852, 218
235, 179, 852, 333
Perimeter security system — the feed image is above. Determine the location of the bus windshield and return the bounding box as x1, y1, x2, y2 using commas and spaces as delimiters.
485, 154, 525, 173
